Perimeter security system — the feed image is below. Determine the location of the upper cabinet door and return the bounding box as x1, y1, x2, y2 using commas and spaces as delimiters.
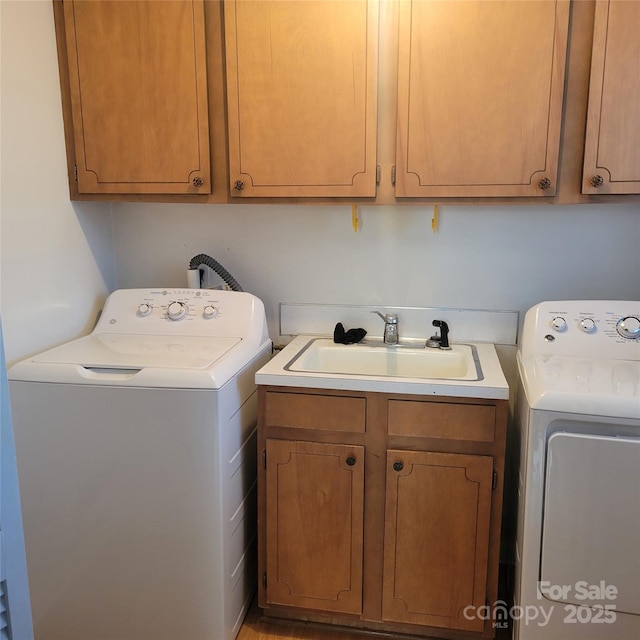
63, 0, 210, 195
582, 0, 640, 195
224, 0, 379, 198
395, 0, 570, 198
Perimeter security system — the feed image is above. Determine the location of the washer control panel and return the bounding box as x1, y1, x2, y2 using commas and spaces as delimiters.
132, 290, 223, 322
522, 300, 640, 360
94, 288, 261, 338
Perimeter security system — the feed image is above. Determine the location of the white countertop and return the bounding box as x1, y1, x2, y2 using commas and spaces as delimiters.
256, 335, 509, 400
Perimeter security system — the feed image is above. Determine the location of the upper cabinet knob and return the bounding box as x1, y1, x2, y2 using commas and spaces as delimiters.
590, 175, 604, 188
538, 177, 552, 190
192, 176, 204, 187
234, 180, 245, 191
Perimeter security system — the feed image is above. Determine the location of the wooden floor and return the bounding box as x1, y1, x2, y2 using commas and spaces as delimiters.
238, 602, 374, 639
238, 601, 513, 640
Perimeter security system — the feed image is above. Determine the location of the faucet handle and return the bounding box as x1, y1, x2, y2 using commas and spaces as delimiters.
372, 311, 397, 323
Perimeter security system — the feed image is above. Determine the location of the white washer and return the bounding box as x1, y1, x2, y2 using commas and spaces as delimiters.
8, 288, 272, 640
513, 300, 640, 640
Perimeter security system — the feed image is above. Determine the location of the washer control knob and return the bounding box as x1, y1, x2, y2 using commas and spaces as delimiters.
203, 305, 218, 319
137, 303, 152, 317
616, 315, 640, 340
550, 317, 567, 332
579, 317, 597, 334
167, 301, 188, 321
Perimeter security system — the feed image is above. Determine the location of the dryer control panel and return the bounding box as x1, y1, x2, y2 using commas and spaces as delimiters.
521, 300, 640, 360
518, 300, 639, 417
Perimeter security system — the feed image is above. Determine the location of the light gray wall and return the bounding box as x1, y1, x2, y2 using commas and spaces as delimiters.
111, 202, 640, 344
0, 1, 116, 365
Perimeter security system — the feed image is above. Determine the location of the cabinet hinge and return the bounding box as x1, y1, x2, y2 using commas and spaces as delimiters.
262, 449, 266, 469
492, 470, 498, 490
376, 164, 381, 185
391, 165, 396, 186
73, 164, 78, 182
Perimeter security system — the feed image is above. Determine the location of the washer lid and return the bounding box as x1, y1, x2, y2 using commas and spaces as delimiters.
33, 333, 242, 370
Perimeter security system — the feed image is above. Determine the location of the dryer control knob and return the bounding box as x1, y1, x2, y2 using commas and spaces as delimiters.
137, 303, 152, 317
579, 318, 597, 333
550, 317, 567, 332
203, 305, 218, 319
616, 315, 640, 339
167, 301, 188, 321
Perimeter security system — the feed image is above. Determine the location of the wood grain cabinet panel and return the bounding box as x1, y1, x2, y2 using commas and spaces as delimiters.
395, 0, 570, 197
257, 386, 507, 637
382, 450, 494, 632
264, 391, 366, 432
62, 0, 210, 195
582, 0, 640, 194
265, 439, 364, 614
224, 0, 379, 197
388, 399, 495, 442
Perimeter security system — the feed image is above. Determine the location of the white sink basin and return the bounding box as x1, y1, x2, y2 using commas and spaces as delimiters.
285, 339, 481, 381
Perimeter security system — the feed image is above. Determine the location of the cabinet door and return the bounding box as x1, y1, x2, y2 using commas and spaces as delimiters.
395, 0, 569, 197
382, 450, 493, 632
63, 0, 210, 195
224, 0, 378, 197
582, 0, 640, 194
265, 439, 364, 614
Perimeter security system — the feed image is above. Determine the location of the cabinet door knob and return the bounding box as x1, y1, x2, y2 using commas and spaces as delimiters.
591, 175, 604, 188
393, 461, 404, 472
346, 456, 357, 467
234, 180, 245, 191
538, 177, 551, 190
192, 176, 204, 187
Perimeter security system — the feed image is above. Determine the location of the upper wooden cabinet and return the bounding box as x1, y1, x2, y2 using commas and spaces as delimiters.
52, 0, 640, 204
395, 0, 570, 198
61, 0, 210, 195
582, 0, 640, 194
223, 0, 379, 198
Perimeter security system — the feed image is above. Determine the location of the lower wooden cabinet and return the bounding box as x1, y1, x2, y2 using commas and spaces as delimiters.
258, 387, 508, 638
382, 450, 493, 632
264, 439, 364, 614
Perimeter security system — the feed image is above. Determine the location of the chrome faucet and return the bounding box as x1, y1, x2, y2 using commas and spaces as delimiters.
372, 311, 399, 345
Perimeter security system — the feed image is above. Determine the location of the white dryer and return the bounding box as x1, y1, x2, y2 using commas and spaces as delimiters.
9, 288, 271, 640
514, 300, 640, 639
